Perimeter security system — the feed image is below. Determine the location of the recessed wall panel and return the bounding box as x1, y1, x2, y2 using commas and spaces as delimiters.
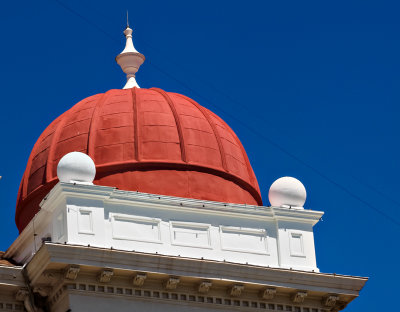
111, 214, 161, 243
78, 209, 93, 234
170, 222, 211, 248
220, 226, 268, 254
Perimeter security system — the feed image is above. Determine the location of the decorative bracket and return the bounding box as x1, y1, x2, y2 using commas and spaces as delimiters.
64, 265, 80, 280
98, 269, 114, 283
15, 289, 35, 312
165, 277, 180, 290
198, 281, 212, 293
324, 295, 340, 307
230, 284, 244, 297
33, 286, 51, 297
293, 291, 308, 303
261, 288, 277, 300
15, 289, 29, 301
42, 271, 62, 285
133, 273, 147, 286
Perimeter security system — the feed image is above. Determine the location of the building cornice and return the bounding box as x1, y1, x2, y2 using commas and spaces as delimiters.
45, 183, 324, 224
0, 265, 24, 288
28, 243, 367, 297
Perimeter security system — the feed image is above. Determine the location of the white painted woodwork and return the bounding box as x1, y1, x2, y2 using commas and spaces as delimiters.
6, 182, 323, 272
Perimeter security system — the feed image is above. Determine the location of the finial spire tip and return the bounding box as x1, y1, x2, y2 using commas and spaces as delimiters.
126, 10, 129, 28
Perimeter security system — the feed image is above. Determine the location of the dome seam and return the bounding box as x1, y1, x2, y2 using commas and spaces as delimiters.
47, 101, 91, 183
207, 109, 257, 188
173, 93, 228, 173
87, 92, 110, 160
19, 115, 64, 225
21, 138, 42, 199
151, 88, 187, 163
130, 88, 140, 161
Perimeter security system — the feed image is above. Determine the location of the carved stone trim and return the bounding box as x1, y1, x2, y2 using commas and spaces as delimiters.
52, 281, 338, 312
98, 269, 114, 283
261, 288, 276, 300
41, 271, 62, 285
64, 265, 80, 280
292, 291, 307, 303
48, 285, 65, 306
133, 273, 147, 286
198, 281, 212, 293
230, 284, 244, 297
324, 295, 340, 307
15, 288, 35, 312
15, 288, 29, 301
33, 286, 51, 297
165, 277, 180, 290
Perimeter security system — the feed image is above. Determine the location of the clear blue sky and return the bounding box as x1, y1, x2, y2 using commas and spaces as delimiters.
0, 1, 399, 310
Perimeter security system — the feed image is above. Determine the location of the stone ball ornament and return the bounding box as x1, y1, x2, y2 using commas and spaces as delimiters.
57, 152, 96, 184
268, 176, 307, 208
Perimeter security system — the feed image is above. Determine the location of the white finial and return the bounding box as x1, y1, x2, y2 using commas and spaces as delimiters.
57, 152, 96, 184
268, 177, 307, 208
115, 19, 145, 89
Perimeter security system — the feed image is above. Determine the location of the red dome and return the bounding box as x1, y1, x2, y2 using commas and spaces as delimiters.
16, 88, 262, 231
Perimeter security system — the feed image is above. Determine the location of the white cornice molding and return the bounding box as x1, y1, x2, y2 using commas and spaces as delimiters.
4, 209, 51, 263
29, 243, 367, 296
41, 183, 115, 207
0, 266, 24, 288
43, 183, 323, 224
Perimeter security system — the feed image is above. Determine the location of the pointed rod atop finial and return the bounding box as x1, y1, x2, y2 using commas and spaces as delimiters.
115, 17, 145, 89
127, 10, 129, 28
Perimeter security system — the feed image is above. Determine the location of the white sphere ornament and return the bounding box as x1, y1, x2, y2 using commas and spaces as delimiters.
268, 177, 307, 208
57, 152, 96, 184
